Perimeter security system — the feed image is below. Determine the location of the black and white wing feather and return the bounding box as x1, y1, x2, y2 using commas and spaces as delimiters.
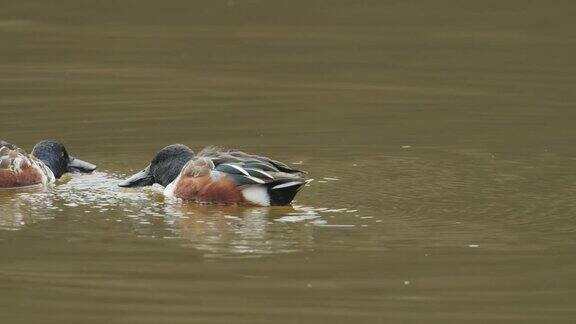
210, 161, 306, 206
197, 147, 304, 174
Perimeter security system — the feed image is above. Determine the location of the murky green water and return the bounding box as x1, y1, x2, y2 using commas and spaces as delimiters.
2, 1, 576, 322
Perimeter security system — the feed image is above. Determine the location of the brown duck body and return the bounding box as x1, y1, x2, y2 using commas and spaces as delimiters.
0, 168, 46, 188
164, 153, 307, 206
120, 145, 308, 206
0, 143, 54, 188
172, 176, 247, 205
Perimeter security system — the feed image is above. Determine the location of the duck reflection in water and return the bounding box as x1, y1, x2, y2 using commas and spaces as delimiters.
162, 203, 319, 257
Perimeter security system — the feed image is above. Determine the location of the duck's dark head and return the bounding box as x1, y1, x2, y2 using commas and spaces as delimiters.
31, 140, 97, 178
118, 144, 194, 187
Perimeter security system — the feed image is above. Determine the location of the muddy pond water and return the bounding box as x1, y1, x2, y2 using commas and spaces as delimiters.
1, 1, 576, 323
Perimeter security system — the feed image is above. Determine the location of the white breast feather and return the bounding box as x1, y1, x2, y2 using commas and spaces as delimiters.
12, 157, 25, 173
241, 185, 270, 206
35, 160, 55, 185
163, 174, 181, 198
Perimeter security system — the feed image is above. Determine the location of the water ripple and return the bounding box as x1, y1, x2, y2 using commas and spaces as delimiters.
0, 171, 364, 258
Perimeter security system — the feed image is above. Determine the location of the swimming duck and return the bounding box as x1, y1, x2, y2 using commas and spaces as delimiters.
119, 145, 307, 206
0, 140, 97, 188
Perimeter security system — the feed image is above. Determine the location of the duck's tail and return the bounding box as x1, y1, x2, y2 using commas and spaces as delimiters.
266, 178, 307, 206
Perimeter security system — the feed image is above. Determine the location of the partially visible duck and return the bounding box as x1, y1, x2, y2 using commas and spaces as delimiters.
119, 145, 307, 206
0, 140, 97, 188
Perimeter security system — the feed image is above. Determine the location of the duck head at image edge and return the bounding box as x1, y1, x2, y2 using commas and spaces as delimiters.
118, 144, 308, 206
0, 140, 97, 188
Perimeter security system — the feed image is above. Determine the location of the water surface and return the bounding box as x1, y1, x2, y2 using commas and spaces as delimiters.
1, 1, 576, 323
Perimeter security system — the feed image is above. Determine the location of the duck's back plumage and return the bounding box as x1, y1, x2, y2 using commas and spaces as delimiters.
0, 142, 54, 188
197, 146, 304, 175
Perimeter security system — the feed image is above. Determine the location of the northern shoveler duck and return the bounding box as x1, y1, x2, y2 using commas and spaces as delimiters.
0, 140, 97, 188
119, 145, 307, 206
